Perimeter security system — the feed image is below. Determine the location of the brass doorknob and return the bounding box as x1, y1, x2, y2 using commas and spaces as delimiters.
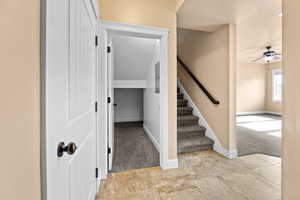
57, 142, 77, 157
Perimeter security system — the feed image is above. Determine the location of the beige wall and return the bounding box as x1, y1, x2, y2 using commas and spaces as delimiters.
237, 61, 283, 114
237, 63, 266, 113
282, 0, 300, 199
177, 26, 237, 151
266, 62, 282, 113
0, 0, 41, 200
98, 0, 178, 159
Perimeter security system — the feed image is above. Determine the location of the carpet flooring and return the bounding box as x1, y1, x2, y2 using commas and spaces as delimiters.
111, 122, 159, 172
236, 114, 282, 157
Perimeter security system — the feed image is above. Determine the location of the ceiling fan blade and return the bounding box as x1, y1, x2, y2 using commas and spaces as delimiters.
251, 56, 264, 63
275, 53, 282, 56
273, 55, 282, 60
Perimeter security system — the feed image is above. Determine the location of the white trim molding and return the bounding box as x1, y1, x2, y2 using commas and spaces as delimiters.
90, 0, 100, 18
143, 125, 160, 152
214, 146, 238, 159
98, 23, 109, 182
266, 111, 282, 116
101, 20, 169, 37
163, 159, 179, 170
177, 81, 237, 159
113, 80, 146, 88
98, 20, 172, 177
159, 32, 170, 170
236, 111, 266, 116
237, 111, 282, 116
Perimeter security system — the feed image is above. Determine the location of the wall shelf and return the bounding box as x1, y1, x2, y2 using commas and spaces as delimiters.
113, 80, 147, 88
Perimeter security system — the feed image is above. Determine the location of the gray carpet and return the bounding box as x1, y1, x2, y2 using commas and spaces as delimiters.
236, 114, 282, 157
111, 122, 159, 172
177, 88, 214, 154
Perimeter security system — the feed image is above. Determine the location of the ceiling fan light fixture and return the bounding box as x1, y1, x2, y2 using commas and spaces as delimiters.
278, 12, 283, 17
264, 56, 274, 62
251, 46, 281, 63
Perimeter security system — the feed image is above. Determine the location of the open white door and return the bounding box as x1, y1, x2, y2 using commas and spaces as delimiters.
107, 40, 114, 171
45, 0, 98, 199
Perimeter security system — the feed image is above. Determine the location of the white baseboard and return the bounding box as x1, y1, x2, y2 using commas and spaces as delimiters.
99, 170, 107, 180
228, 150, 238, 159
96, 179, 101, 195
214, 145, 238, 159
266, 111, 282, 116
143, 124, 160, 152
237, 111, 282, 116
178, 81, 237, 159
114, 116, 143, 123
162, 159, 179, 169
143, 125, 178, 169
236, 111, 266, 116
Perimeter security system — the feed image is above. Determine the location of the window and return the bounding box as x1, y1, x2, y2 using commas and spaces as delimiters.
155, 62, 160, 94
272, 69, 282, 102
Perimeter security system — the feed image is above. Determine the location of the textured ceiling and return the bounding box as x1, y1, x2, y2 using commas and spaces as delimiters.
178, 0, 282, 63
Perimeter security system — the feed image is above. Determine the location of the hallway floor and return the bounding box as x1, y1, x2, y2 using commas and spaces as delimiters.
98, 150, 281, 200
111, 122, 159, 172
236, 114, 282, 157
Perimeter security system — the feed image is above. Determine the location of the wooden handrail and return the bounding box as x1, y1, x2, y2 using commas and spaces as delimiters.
177, 56, 220, 105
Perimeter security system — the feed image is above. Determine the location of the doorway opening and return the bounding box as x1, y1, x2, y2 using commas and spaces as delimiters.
110, 36, 161, 172
97, 21, 170, 178
235, 4, 283, 158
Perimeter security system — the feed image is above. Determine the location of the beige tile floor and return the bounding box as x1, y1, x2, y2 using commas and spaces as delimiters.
97, 150, 281, 200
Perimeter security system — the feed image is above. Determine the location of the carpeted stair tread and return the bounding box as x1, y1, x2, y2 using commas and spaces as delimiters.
177, 86, 215, 154
178, 125, 206, 133
178, 136, 214, 154
178, 115, 199, 121
177, 106, 193, 112
177, 93, 184, 99
177, 99, 188, 107
177, 115, 199, 126
177, 125, 206, 139
177, 106, 193, 116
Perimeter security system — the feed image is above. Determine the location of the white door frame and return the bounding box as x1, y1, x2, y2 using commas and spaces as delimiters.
97, 20, 170, 180
107, 36, 114, 171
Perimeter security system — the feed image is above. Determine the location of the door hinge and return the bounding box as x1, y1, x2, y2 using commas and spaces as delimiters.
95, 168, 99, 178
107, 97, 111, 104
95, 102, 98, 112
95, 35, 98, 46
108, 147, 111, 154
107, 46, 111, 53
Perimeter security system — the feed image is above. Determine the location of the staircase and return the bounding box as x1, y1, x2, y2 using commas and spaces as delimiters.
177, 87, 214, 154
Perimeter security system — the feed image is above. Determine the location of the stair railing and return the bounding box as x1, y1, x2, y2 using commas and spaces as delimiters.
177, 56, 220, 105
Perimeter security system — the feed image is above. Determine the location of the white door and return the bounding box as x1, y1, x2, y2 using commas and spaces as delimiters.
45, 0, 97, 199
107, 40, 115, 171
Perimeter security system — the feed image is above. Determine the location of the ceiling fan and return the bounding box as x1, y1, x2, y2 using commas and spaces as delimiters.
251, 46, 282, 63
